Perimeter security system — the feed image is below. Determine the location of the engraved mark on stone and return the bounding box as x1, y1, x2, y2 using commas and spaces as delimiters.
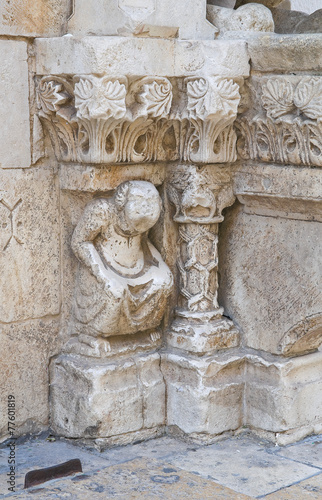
0, 198, 23, 250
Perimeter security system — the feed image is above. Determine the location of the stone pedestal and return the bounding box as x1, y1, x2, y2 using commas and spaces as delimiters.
162, 350, 244, 443
245, 351, 322, 445
50, 352, 165, 444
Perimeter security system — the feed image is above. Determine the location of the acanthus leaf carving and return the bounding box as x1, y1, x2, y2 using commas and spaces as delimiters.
36, 74, 241, 165
36, 79, 68, 115
138, 77, 172, 118
74, 76, 127, 120
237, 75, 322, 167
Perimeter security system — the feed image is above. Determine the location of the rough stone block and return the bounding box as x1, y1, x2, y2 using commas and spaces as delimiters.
0, 0, 70, 37
0, 41, 30, 168
68, 0, 215, 39
0, 319, 60, 439
245, 351, 322, 437
50, 352, 165, 439
162, 352, 244, 441
34, 37, 250, 79
219, 201, 322, 355
0, 168, 60, 323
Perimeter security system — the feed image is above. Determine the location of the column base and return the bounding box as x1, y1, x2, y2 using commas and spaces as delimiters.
167, 309, 239, 354
50, 352, 165, 441
245, 350, 322, 440
161, 350, 244, 442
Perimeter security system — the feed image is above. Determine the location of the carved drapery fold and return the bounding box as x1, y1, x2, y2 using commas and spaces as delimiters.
36, 75, 241, 164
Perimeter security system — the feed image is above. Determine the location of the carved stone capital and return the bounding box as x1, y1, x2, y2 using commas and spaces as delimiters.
36, 74, 241, 165
236, 75, 322, 167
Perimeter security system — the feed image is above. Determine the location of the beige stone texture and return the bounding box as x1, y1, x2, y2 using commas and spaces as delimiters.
0, 168, 60, 323
245, 351, 322, 436
207, 4, 274, 34
246, 34, 322, 72
68, 0, 215, 39
0, 41, 30, 169
8, 458, 253, 499
162, 351, 244, 441
219, 166, 322, 355
0, 0, 70, 37
35, 37, 250, 79
51, 352, 165, 439
0, 318, 60, 440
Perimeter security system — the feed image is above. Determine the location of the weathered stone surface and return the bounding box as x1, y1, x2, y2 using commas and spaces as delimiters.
245, 351, 322, 437
207, 4, 274, 34
68, 0, 215, 39
295, 9, 322, 33
0, 319, 60, 440
35, 37, 250, 79
51, 352, 165, 440
0, 0, 70, 37
271, 8, 308, 34
0, 168, 60, 323
236, 75, 322, 167
0, 41, 30, 169
246, 34, 322, 72
162, 351, 244, 441
219, 167, 322, 355
169, 435, 320, 498
235, 0, 284, 6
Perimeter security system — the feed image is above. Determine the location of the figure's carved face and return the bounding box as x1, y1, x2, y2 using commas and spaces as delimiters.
116, 182, 161, 235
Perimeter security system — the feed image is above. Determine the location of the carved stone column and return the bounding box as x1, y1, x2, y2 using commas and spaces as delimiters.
167, 164, 239, 354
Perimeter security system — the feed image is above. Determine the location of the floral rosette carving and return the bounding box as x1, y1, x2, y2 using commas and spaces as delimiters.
137, 77, 172, 118
262, 77, 322, 121
187, 77, 240, 121
74, 76, 127, 120
36, 79, 68, 115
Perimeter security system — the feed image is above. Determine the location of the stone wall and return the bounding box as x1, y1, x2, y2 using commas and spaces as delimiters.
0, 0, 321, 447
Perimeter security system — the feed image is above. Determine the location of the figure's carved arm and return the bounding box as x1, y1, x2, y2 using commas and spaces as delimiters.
71, 199, 110, 285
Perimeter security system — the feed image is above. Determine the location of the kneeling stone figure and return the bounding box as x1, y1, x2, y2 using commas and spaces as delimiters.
70, 180, 173, 346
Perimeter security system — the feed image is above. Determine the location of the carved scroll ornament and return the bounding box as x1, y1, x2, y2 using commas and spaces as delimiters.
36, 75, 240, 164
236, 76, 322, 167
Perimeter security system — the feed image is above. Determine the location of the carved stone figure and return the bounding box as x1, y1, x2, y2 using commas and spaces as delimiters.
70, 180, 173, 347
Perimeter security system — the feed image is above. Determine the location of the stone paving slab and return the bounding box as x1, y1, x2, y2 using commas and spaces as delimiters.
0, 438, 112, 495
167, 436, 321, 497
276, 434, 322, 469
264, 472, 322, 499
4, 458, 252, 499
2, 433, 322, 498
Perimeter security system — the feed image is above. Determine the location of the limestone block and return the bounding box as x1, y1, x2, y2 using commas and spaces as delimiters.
0, 319, 60, 439
68, 0, 215, 39
0, 0, 70, 37
219, 189, 322, 355
0, 168, 60, 323
0, 41, 30, 168
34, 37, 250, 79
245, 352, 322, 434
50, 353, 165, 439
162, 352, 244, 441
246, 34, 322, 72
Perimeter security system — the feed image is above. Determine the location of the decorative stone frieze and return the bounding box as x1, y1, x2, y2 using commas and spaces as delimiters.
166, 164, 239, 354
36, 75, 241, 164
236, 75, 322, 166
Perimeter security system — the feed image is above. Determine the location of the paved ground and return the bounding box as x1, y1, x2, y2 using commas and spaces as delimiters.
1, 431, 322, 498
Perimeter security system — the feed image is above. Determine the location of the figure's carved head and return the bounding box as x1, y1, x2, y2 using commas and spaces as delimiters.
114, 180, 161, 235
